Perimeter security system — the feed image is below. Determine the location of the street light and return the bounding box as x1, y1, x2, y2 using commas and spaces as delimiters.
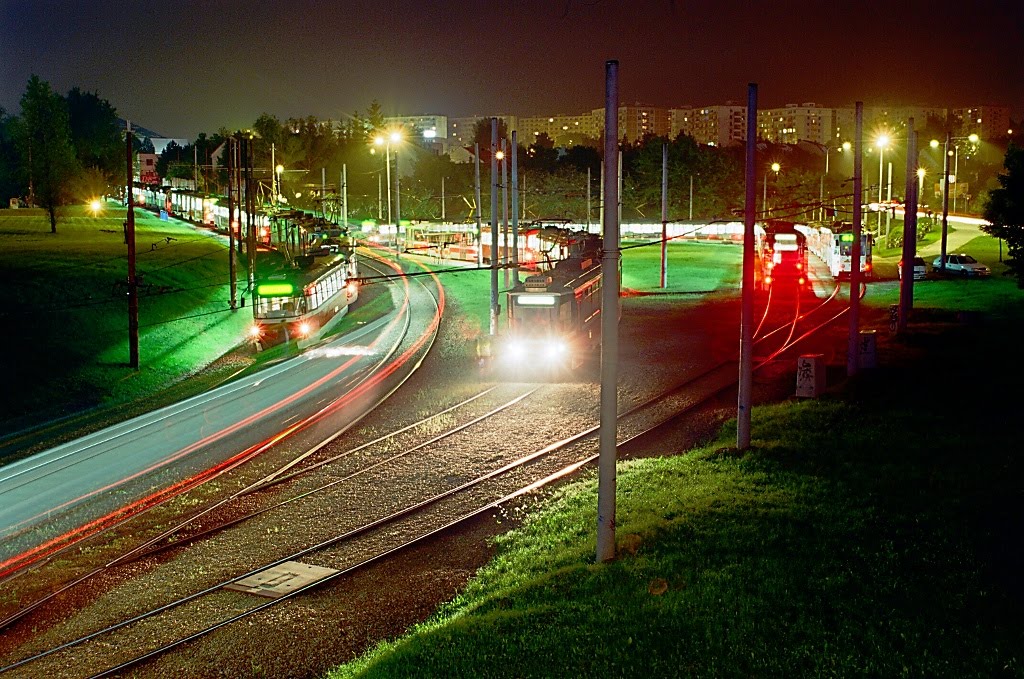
876, 133, 890, 233
373, 130, 404, 250
763, 162, 780, 217
275, 164, 283, 204
933, 132, 980, 271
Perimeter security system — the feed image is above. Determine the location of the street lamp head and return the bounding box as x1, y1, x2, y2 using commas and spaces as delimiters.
930, 139, 940, 149
275, 164, 284, 175
841, 141, 851, 152
876, 133, 890, 149
968, 133, 979, 143
917, 168, 926, 180
771, 162, 780, 173
389, 131, 402, 144
374, 135, 385, 146
495, 150, 505, 161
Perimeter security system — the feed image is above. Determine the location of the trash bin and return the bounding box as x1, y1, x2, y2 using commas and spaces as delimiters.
859, 329, 877, 369
796, 354, 825, 398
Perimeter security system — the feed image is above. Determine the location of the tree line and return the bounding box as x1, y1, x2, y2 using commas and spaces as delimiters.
0, 75, 1019, 284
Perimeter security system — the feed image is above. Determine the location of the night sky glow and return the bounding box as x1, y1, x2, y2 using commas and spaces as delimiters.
2, 0, 1021, 139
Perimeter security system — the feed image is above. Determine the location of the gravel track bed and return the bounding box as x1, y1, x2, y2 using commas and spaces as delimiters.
0, 292, 834, 678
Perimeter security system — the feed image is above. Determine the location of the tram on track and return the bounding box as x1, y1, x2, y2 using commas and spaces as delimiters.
496, 231, 606, 378
250, 243, 359, 346
759, 221, 809, 288
796, 221, 873, 279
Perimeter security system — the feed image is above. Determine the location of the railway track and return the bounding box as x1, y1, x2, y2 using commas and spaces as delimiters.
0, 276, 857, 678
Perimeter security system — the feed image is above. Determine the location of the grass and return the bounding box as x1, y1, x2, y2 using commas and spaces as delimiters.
326, 234, 1024, 678
327, 330, 1024, 679
4, 208, 1022, 676
0, 205, 386, 441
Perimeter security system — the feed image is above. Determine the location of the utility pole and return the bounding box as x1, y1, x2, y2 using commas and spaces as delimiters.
474, 142, 483, 268
847, 102, 864, 377
661, 142, 668, 289
246, 134, 256, 296
511, 131, 520, 285
441, 175, 446, 223
126, 121, 139, 370
501, 137, 509, 289
342, 165, 348, 228
596, 59, 620, 564
394, 147, 402, 258
898, 124, 918, 334
586, 167, 592, 231
490, 118, 499, 336
940, 130, 951, 273
227, 136, 237, 310
736, 84, 757, 450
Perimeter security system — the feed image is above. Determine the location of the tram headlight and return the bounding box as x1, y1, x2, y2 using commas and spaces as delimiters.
544, 339, 568, 361
506, 339, 528, 362
297, 321, 312, 337
248, 325, 262, 339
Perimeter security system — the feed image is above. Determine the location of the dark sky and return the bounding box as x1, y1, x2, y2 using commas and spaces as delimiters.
3, 0, 1021, 140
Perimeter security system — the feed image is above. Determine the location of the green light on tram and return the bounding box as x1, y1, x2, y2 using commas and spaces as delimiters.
256, 282, 295, 296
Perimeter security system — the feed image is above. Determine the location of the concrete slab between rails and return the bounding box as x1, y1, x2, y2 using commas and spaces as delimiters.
224, 560, 338, 598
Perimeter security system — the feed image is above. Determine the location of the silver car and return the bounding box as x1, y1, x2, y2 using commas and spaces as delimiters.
931, 253, 990, 277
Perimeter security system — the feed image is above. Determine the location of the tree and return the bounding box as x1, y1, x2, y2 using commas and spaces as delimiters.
65, 87, 121, 175
16, 75, 79, 232
982, 143, 1024, 285
0, 108, 21, 205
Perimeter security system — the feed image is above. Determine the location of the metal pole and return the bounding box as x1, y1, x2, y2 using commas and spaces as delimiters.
126, 121, 139, 369
501, 138, 509, 288
489, 119, 499, 336
394, 148, 402, 258
689, 174, 693, 220
737, 83, 757, 450
878, 145, 884, 233
660, 142, 668, 288
342, 165, 348, 228
511, 130, 520, 285
227, 136, 236, 310
596, 59, 620, 564
953, 146, 960, 213
441, 175, 445, 222
763, 170, 768, 215
586, 167, 592, 231
847, 102, 864, 377
885, 161, 893, 239
474, 143, 483, 268
271, 143, 276, 202
940, 131, 951, 272
899, 123, 918, 333
385, 146, 392, 241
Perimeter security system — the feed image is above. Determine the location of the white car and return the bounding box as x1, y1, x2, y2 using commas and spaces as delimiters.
931, 253, 990, 277
898, 256, 927, 281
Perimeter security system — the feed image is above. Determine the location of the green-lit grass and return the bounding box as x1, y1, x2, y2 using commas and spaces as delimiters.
329, 313, 1024, 678
0, 205, 252, 425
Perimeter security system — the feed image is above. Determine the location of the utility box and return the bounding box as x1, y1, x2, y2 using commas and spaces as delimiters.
796, 354, 825, 398
859, 329, 877, 369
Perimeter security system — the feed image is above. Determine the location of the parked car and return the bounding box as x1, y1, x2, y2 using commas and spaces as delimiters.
931, 253, 990, 277
898, 256, 928, 281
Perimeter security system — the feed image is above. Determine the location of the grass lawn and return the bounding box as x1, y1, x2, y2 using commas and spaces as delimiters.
327, 231, 1024, 679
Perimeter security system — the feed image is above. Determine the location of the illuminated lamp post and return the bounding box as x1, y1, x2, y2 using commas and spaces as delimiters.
373, 130, 403, 250
875, 133, 890, 233
763, 162, 780, 217
275, 164, 283, 204
932, 132, 979, 272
